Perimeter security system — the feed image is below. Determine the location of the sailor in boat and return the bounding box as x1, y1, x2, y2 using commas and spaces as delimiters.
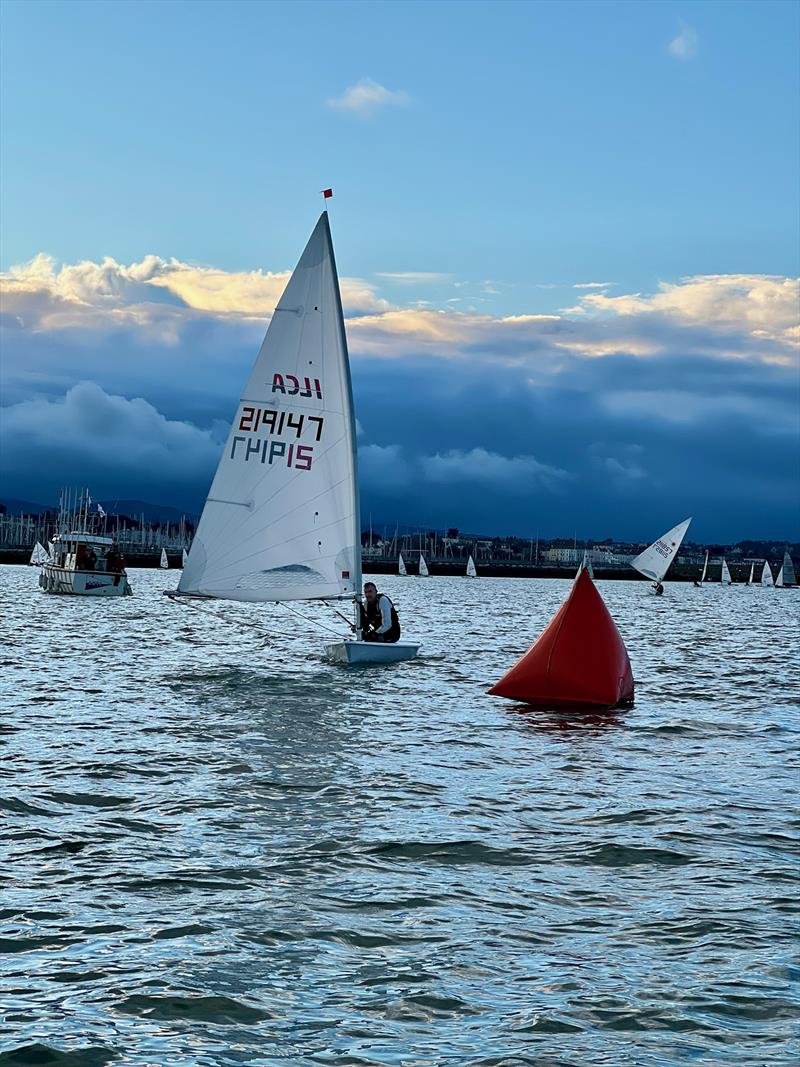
359, 582, 401, 643
654, 581, 664, 596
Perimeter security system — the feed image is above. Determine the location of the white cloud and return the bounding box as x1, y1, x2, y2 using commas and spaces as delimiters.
574, 281, 614, 289
327, 78, 409, 117
419, 448, 571, 492
668, 23, 698, 60
376, 272, 452, 284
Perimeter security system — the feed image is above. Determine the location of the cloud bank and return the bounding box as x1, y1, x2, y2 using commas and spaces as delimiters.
1, 251, 798, 538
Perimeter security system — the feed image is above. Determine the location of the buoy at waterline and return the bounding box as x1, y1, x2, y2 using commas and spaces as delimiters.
488, 569, 634, 709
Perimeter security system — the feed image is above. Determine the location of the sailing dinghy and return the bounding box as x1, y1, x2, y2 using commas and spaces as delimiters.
720, 558, 732, 586
398, 552, 408, 577
418, 554, 429, 577
775, 564, 784, 588
747, 562, 754, 585
761, 561, 774, 587
182, 548, 188, 568
160, 548, 169, 569
779, 550, 796, 586
700, 550, 709, 583
169, 209, 419, 666
29, 541, 50, 566
466, 554, 477, 578
630, 518, 691, 590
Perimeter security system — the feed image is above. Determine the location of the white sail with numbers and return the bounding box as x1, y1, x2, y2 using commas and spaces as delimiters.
466, 554, 477, 578
631, 518, 691, 583
761, 560, 774, 587
418, 554, 429, 577
178, 213, 360, 603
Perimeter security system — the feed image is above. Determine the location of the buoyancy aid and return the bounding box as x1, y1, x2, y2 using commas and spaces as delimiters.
360, 593, 401, 642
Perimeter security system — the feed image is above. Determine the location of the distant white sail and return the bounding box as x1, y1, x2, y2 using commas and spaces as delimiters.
181, 548, 188, 568
419, 554, 429, 577
747, 562, 754, 585
720, 558, 732, 585
631, 518, 692, 582
775, 565, 784, 588
761, 560, 774, 587
398, 552, 407, 577
160, 548, 169, 569
178, 213, 360, 604
781, 550, 796, 586
701, 550, 709, 583
466, 554, 477, 578
29, 541, 49, 566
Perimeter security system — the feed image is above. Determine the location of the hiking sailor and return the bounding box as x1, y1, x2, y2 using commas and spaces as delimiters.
359, 582, 401, 643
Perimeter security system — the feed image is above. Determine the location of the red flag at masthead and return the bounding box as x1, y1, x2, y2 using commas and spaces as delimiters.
322, 188, 333, 199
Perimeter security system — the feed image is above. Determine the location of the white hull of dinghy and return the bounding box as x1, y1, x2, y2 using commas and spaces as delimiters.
324, 640, 420, 665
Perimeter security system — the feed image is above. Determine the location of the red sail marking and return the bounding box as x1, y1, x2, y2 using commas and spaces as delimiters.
488, 568, 634, 709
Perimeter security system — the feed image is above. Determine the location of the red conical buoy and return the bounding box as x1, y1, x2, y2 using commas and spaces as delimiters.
488, 569, 634, 708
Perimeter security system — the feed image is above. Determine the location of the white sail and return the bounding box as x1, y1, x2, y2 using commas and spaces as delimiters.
720, 558, 732, 585
159, 547, 169, 569
418, 554, 429, 577
466, 554, 477, 578
747, 562, 754, 585
761, 560, 774, 587
631, 517, 692, 582
29, 541, 49, 565
781, 550, 796, 586
700, 550, 709, 583
398, 552, 407, 576
181, 548, 188, 568
178, 213, 360, 604
775, 565, 784, 588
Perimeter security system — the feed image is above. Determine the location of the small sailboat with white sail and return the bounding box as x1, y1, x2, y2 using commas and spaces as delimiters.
182, 548, 188, 568
775, 563, 784, 588
29, 541, 50, 566
778, 550, 796, 587
630, 517, 691, 593
720, 558, 732, 586
418, 554, 429, 577
694, 550, 709, 586
760, 560, 774, 587
168, 206, 419, 665
466, 554, 477, 578
746, 562, 754, 585
160, 548, 169, 569
398, 552, 408, 577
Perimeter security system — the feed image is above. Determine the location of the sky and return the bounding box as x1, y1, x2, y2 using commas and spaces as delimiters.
1, 0, 798, 541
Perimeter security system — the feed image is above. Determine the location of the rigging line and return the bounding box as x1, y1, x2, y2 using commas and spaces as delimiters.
167, 594, 297, 639
277, 600, 349, 638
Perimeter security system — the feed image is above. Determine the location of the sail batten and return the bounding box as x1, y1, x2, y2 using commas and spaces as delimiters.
179, 212, 361, 604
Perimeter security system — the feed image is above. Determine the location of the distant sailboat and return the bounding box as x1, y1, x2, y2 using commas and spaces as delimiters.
747, 562, 754, 585
775, 564, 784, 588
29, 541, 50, 566
466, 554, 477, 578
181, 548, 188, 568
631, 517, 691, 591
761, 560, 774, 587
160, 548, 169, 569
418, 554, 429, 577
701, 551, 709, 583
780, 550, 796, 586
720, 558, 732, 586
168, 208, 418, 665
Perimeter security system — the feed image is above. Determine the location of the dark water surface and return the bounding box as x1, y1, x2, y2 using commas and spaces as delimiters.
1, 566, 798, 1066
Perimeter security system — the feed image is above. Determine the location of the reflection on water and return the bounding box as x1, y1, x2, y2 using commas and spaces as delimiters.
1, 566, 798, 1065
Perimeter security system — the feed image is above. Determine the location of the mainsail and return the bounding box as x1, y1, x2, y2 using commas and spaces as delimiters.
775, 565, 784, 588
781, 550, 796, 586
747, 562, 754, 585
631, 518, 691, 582
29, 542, 49, 566
701, 550, 709, 583
720, 558, 732, 585
398, 553, 407, 577
178, 213, 360, 604
181, 548, 188, 568
466, 554, 477, 578
761, 561, 774, 587
418, 554, 429, 577
160, 548, 169, 569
